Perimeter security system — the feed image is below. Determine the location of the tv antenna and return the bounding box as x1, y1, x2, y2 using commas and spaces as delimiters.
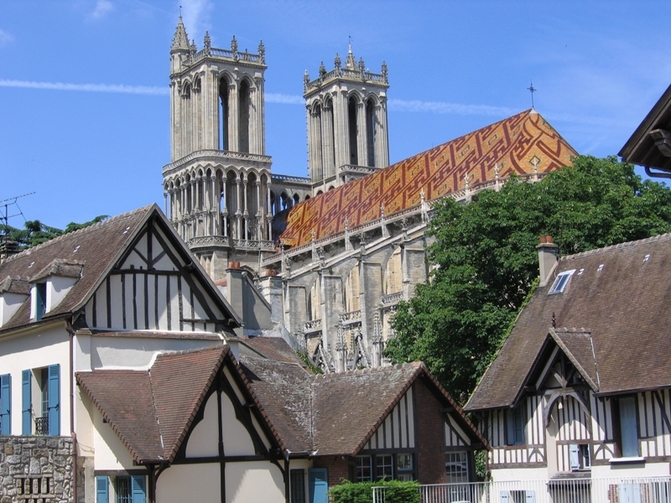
1, 192, 35, 237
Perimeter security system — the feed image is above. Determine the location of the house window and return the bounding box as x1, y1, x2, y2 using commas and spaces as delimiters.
96, 475, 146, 503
356, 455, 372, 481
617, 396, 639, 457
30, 364, 60, 436
569, 444, 591, 470
506, 405, 526, 446
445, 451, 469, 483
34, 283, 47, 320
548, 269, 575, 294
290, 469, 306, 503
375, 454, 393, 480
0, 373, 11, 435
396, 454, 414, 481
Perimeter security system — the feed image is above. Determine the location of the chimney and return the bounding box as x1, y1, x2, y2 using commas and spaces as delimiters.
536, 236, 559, 286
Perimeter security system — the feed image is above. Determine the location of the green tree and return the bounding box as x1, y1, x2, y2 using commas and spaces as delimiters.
1, 215, 109, 250
385, 156, 671, 403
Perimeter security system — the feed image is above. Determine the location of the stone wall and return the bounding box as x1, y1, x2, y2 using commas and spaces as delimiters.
0, 436, 73, 503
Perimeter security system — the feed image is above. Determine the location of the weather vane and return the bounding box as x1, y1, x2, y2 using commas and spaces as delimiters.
528, 80, 537, 109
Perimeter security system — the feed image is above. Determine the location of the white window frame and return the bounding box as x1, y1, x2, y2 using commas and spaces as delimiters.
549, 269, 576, 295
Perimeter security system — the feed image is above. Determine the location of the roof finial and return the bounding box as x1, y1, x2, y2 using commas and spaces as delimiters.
348, 35, 352, 53
528, 80, 537, 110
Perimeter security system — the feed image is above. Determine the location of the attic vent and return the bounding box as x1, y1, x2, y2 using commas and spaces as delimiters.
28, 261, 35, 268
644, 254, 651, 262
578, 268, 585, 275
122, 226, 131, 234
73, 245, 80, 253
549, 269, 575, 295
597, 264, 604, 272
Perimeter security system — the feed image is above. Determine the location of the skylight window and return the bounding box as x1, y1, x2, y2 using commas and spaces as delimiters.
548, 269, 575, 295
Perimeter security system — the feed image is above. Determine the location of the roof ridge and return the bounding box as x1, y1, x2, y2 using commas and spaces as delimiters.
559, 232, 671, 262
2, 205, 153, 264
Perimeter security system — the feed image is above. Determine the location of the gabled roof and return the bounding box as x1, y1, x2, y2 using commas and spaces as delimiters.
77, 345, 269, 464
280, 110, 577, 247
241, 356, 485, 456
0, 204, 240, 332
466, 233, 671, 412
619, 83, 671, 176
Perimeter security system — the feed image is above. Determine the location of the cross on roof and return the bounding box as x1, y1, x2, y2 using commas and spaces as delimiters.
528, 80, 537, 109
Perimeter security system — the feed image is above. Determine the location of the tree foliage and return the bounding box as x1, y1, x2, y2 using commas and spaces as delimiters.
385, 156, 671, 403
1, 215, 109, 250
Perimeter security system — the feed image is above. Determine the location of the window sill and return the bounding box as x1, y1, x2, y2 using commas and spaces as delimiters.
610, 456, 645, 465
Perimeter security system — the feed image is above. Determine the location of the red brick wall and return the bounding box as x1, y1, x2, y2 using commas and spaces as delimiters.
414, 379, 448, 484
312, 457, 351, 487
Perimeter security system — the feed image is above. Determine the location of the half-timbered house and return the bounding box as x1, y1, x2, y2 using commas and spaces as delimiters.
465, 234, 671, 495
0, 204, 485, 503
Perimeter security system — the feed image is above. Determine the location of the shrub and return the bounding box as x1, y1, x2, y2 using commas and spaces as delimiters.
329, 479, 420, 503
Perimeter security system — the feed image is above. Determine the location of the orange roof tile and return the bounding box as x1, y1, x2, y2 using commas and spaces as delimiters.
280, 110, 577, 247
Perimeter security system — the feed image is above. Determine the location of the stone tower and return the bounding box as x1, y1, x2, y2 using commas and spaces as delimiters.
162, 18, 274, 280
304, 44, 390, 192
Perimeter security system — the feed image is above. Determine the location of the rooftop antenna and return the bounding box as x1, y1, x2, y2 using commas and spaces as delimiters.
527, 80, 537, 110
1, 192, 34, 236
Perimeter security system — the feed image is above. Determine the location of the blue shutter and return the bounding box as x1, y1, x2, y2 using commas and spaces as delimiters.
0, 374, 11, 435
22, 370, 31, 435
131, 475, 146, 503
96, 476, 109, 503
308, 468, 328, 503
47, 364, 60, 436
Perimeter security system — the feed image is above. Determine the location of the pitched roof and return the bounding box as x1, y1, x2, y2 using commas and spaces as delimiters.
619, 83, 671, 175
466, 233, 671, 411
77, 345, 231, 463
280, 110, 577, 247
241, 355, 485, 456
0, 204, 240, 332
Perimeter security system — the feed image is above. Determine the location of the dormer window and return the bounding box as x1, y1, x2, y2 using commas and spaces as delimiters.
549, 269, 575, 295
34, 283, 47, 321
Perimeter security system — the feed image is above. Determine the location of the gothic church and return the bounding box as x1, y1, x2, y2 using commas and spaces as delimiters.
162, 19, 578, 372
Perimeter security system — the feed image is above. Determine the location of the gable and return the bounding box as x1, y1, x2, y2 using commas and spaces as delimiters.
83, 214, 234, 332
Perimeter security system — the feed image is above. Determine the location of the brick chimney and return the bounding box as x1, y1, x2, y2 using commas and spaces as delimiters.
536, 236, 559, 286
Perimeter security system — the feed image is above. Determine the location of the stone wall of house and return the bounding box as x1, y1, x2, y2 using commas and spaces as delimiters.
0, 436, 74, 503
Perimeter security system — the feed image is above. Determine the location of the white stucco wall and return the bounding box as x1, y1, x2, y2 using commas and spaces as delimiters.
157, 464, 221, 503
0, 323, 71, 435
186, 392, 219, 458
92, 408, 135, 470
226, 461, 285, 503
221, 389, 255, 456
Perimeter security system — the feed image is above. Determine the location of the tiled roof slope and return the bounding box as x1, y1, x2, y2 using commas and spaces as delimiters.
0, 206, 152, 331
466, 233, 671, 412
280, 110, 577, 247
77, 345, 230, 463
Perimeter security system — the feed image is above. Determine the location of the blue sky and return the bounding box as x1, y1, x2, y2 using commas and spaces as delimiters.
1, 0, 670, 229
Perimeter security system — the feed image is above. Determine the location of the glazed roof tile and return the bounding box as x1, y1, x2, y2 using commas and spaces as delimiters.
466, 233, 671, 411
280, 110, 577, 247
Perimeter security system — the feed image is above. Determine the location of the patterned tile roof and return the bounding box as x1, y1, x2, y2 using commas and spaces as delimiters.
466, 233, 671, 412
280, 110, 577, 247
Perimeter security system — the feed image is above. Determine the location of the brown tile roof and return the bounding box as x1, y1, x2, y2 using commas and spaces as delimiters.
240, 356, 485, 457
241, 336, 307, 365
466, 233, 671, 412
280, 110, 577, 247
0, 204, 240, 332
77, 345, 229, 464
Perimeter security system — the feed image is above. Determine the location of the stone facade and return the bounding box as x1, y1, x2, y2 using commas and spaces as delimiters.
0, 436, 74, 503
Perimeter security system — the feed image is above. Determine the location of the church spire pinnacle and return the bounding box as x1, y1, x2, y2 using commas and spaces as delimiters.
345, 36, 356, 70
171, 16, 190, 53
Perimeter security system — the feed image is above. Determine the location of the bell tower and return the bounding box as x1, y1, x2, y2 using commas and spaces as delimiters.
304, 44, 390, 192
163, 18, 274, 280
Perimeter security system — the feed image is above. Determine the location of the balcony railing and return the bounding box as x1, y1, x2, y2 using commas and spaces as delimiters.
35, 416, 49, 435
339, 310, 362, 324
372, 476, 671, 503
304, 319, 322, 333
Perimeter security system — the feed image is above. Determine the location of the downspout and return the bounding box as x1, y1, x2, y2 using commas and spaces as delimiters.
283, 451, 290, 503
65, 320, 78, 503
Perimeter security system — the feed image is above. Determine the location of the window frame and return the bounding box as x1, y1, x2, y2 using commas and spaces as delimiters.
548, 269, 576, 295
445, 451, 470, 484
506, 404, 526, 446
614, 396, 639, 458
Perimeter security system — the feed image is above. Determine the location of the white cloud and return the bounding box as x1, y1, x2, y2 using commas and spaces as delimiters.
266, 93, 304, 105
389, 98, 516, 117
91, 0, 114, 19
180, 0, 214, 42
0, 29, 14, 48
0, 79, 167, 96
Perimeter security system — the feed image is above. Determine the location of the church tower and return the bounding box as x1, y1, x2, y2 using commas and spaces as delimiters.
304, 45, 390, 192
163, 19, 274, 279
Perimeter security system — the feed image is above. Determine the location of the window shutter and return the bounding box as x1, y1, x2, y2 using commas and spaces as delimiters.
96, 476, 109, 503
500, 491, 510, 503
47, 364, 60, 436
526, 490, 536, 503
131, 475, 146, 503
22, 370, 31, 435
0, 374, 11, 435
569, 444, 580, 470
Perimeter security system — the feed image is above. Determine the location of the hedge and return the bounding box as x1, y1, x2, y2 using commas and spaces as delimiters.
329, 479, 420, 503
